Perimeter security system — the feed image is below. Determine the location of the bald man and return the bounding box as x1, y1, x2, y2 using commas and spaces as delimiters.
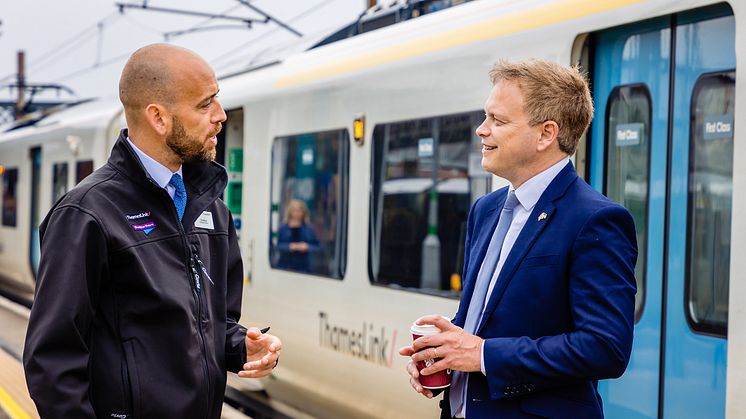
23, 44, 281, 419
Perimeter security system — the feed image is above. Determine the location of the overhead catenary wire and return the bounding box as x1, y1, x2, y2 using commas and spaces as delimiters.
49, 3, 252, 84
53, 51, 132, 83
164, 3, 245, 40
26, 11, 121, 74
0, 11, 121, 94
211, 0, 336, 71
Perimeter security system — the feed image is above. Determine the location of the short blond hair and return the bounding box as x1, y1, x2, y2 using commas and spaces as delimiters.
489, 59, 594, 155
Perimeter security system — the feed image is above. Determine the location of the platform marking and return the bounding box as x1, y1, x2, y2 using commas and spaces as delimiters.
0, 386, 31, 419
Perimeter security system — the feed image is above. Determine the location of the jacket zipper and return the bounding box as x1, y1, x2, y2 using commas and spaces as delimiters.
169, 192, 211, 418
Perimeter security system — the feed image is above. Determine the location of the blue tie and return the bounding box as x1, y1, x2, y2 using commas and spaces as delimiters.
169, 173, 187, 220
450, 190, 519, 417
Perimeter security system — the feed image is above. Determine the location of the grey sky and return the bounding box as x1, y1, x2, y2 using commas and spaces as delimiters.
0, 1, 365, 102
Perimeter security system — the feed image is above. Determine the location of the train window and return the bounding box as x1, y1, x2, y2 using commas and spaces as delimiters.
1, 167, 18, 227
604, 85, 651, 322
686, 71, 735, 337
369, 111, 488, 297
52, 162, 68, 203
269, 129, 349, 278
75, 160, 94, 184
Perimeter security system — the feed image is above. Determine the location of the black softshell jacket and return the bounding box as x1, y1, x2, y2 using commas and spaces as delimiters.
24, 130, 248, 419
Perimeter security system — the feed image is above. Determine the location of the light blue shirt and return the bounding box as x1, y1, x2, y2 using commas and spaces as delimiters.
127, 137, 183, 199
478, 157, 570, 374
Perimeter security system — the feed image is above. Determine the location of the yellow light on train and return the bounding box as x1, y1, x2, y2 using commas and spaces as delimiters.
0, 165, 4, 176
353, 115, 365, 146
450, 273, 462, 291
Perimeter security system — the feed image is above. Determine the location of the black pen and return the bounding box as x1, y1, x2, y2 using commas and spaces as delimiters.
260, 326, 270, 334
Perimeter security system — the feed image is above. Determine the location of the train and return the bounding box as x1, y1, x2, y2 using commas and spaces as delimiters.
1, 0, 745, 417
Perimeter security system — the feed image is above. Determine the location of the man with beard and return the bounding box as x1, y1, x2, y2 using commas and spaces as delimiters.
23, 44, 281, 419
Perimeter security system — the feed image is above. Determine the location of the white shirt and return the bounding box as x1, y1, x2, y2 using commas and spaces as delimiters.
126, 137, 183, 198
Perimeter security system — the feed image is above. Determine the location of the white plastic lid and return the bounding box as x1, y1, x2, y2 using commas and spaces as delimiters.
410, 316, 451, 336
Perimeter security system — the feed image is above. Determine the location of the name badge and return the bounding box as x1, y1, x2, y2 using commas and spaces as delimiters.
195, 211, 214, 230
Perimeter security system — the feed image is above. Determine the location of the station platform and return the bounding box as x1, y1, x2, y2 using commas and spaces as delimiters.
0, 347, 38, 419
0, 296, 37, 419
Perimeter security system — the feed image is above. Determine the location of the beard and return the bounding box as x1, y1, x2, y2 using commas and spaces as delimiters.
166, 116, 219, 163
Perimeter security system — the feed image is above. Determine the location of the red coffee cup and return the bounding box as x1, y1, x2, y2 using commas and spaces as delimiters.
411, 321, 451, 389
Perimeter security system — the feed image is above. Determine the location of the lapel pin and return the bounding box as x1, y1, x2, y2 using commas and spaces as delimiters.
538, 212, 548, 221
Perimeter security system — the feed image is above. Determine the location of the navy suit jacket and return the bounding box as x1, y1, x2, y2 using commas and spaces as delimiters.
442, 162, 637, 419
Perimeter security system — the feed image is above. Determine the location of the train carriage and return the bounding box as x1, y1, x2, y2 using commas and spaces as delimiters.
1, 0, 745, 417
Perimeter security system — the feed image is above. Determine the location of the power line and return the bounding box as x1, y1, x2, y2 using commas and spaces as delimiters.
116, 2, 264, 26
234, 0, 302, 37
163, 4, 245, 40
53, 51, 132, 83
212, 0, 336, 71
0, 11, 121, 91
27, 11, 121, 73
47, 3, 253, 85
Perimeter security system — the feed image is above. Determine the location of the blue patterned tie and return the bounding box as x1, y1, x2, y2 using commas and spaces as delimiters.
450, 190, 519, 417
169, 173, 187, 220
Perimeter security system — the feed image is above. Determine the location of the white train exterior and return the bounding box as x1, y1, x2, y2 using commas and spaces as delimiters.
1, 0, 745, 418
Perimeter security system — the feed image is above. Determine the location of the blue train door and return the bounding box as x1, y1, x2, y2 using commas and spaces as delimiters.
662, 7, 733, 418
589, 5, 734, 418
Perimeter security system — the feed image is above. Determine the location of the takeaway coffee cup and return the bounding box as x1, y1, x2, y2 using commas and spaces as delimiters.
411, 320, 451, 389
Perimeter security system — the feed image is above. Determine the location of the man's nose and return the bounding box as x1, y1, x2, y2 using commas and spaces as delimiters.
476, 121, 489, 137
213, 98, 227, 123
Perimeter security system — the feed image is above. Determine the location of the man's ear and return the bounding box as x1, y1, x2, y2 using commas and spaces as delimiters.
144, 103, 171, 136
536, 120, 559, 152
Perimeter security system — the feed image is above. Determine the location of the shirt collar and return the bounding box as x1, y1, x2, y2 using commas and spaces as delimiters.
126, 137, 183, 189
510, 157, 570, 211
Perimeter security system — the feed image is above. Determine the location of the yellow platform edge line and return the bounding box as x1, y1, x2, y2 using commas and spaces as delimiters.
0, 385, 31, 419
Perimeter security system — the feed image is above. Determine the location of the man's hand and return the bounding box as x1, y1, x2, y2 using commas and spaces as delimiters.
399, 314, 483, 396
238, 327, 282, 379
398, 346, 435, 399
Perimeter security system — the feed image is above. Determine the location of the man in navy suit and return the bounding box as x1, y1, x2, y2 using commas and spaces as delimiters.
400, 59, 637, 418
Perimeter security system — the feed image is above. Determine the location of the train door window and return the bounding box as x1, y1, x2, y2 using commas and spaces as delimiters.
604, 85, 651, 320
1, 168, 18, 227
686, 72, 734, 336
269, 129, 349, 278
369, 111, 488, 297
75, 160, 94, 184
52, 162, 68, 203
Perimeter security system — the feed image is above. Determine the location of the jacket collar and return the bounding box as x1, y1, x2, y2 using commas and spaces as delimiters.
107, 129, 228, 224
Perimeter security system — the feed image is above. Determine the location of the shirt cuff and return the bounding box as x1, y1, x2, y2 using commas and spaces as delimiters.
480, 340, 486, 375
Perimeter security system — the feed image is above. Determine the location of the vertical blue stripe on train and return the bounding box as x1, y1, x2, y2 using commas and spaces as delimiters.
590, 5, 734, 419
664, 8, 733, 419
591, 16, 670, 419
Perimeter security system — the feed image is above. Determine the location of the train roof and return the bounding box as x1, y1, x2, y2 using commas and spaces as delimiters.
0, 98, 122, 142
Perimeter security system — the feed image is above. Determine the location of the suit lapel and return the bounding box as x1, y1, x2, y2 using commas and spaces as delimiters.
475, 162, 578, 334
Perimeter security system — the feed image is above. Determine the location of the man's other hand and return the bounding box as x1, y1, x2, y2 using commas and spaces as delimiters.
238, 327, 282, 378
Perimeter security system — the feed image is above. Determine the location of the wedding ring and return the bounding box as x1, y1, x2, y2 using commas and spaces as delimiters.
433, 347, 438, 359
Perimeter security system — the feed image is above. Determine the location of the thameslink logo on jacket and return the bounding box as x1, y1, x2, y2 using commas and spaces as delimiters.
125, 211, 151, 220
126, 211, 155, 235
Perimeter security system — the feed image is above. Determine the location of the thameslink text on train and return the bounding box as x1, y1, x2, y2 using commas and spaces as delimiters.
318, 311, 397, 367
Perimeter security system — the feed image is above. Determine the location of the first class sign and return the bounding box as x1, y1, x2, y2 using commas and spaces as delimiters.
615, 123, 644, 147
703, 114, 734, 141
